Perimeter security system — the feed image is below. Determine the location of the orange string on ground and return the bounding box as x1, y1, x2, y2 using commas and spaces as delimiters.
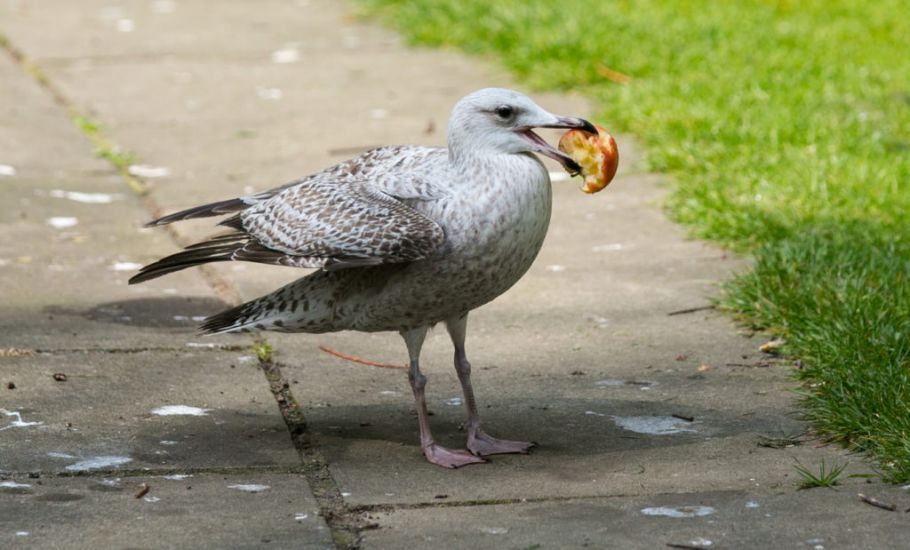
318, 344, 407, 370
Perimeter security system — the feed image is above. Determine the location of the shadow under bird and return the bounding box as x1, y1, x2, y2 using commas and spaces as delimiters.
130, 88, 598, 468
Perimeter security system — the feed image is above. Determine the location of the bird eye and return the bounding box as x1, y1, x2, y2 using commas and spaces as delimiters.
495, 105, 515, 120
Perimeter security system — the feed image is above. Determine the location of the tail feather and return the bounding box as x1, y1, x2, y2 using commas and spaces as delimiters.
199, 301, 255, 334
199, 273, 332, 335
198, 293, 287, 334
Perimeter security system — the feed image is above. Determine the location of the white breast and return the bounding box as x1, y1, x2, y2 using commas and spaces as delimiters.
419, 154, 552, 310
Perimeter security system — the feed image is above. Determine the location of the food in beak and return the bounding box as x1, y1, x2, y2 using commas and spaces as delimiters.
557, 125, 619, 194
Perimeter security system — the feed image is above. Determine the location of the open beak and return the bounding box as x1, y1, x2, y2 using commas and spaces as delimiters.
517, 116, 597, 175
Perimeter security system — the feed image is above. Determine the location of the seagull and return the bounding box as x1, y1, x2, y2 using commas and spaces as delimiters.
130, 88, 597, 468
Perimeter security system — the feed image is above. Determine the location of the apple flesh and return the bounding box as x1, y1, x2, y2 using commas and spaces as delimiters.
557, 125, 619, 194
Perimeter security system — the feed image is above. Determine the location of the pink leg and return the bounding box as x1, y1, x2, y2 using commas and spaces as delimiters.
446, 316, 536, 457
402, 328, 486, 469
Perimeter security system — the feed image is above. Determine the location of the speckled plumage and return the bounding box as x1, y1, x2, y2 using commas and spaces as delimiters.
199, 150, 550, 334
131, 88, 597, 468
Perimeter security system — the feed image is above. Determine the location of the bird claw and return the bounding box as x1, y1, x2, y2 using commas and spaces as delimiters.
423, 443, 488, 469
468, 430, 537, 456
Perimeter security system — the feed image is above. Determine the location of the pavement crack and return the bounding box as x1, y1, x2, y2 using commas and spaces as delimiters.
30, 345, 251, 355
16, 465, 308, 479
350, 494, 621, 513
257, 347, 365, 550
348, 489, 757, 513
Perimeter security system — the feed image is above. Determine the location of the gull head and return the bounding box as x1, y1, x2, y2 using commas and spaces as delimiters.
447, 88, 596, 173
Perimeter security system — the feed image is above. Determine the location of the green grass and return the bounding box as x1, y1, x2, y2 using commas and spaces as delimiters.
794, 458, 848, 489
73, 115, 138, 170
253, 341, 274, 364
358, 0, 910, 481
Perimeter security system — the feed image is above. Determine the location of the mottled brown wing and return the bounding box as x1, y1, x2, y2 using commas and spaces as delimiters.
237, 179, 445, 268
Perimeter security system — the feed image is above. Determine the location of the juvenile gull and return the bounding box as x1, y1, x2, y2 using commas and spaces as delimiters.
130, 88, 596, 468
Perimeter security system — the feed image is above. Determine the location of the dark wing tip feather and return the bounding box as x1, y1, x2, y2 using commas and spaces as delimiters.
128, 241, 247, 284
146, 198, 249, 227
183, 231, 248, 250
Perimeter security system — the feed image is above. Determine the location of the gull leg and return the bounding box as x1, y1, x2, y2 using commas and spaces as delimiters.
445, 315, 536, 456
401, 327, 486, 469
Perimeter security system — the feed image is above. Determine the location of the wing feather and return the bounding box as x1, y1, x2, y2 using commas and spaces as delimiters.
241, 179, 445, 263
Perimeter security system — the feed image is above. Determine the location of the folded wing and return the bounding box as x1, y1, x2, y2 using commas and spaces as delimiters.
129, 177, 445, 284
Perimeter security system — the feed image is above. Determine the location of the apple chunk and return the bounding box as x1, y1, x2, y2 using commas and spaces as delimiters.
557, 125, 619, 194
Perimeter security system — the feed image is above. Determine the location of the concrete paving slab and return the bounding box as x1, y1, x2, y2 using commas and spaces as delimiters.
0, 473, 332, 549
0, 176, 247, 350
0, 351, 297, 473
0, 52, 109, 178
279, 360, 849, 506
0, 52, 246, 350
360, 488, 910, 549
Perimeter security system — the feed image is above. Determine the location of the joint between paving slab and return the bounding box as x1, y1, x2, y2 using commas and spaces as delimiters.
25, 344, 252, 355
353, 493, 640, 514
349, 486, 805, 514
0, 31, 242, 307
0, 464, 308, 480
258, 354, 365, 549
